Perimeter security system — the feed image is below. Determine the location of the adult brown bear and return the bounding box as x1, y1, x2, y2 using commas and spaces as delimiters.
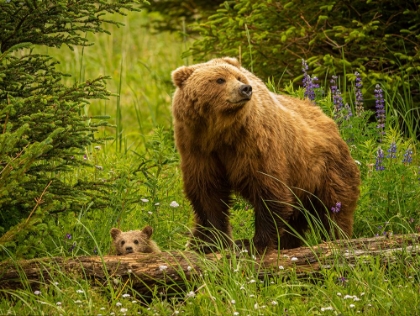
171, 57, 360, 253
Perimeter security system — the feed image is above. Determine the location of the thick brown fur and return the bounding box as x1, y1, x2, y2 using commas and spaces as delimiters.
110, 226, 161, 255
171, 57, 360, 253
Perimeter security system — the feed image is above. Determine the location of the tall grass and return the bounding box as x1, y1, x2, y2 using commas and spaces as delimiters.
1, 9, 420, 316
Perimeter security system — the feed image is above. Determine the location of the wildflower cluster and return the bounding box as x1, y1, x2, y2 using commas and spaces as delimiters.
387, 142, 397, 158
375, 148, 385, 171
374, 84, 386, 141
330, 75, 344, 112
302, 59, 319, 102
354, 72, 364, 116
331, 202, 342, 214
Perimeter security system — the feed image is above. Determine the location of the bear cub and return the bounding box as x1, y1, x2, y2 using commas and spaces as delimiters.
110, 226, 161, 255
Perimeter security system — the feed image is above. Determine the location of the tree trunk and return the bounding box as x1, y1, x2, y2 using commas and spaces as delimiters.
1, 233, 419, 296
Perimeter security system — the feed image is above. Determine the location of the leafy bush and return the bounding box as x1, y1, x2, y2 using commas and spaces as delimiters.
0, 0, 141, 254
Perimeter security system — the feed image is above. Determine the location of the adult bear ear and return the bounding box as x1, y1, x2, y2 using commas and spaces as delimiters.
220, 57, 241, 68
141, 225, 153, 239
172, 66, 195, 87
110, 228, 121, 240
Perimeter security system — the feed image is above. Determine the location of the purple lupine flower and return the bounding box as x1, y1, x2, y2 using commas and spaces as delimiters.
331, 202, 342, 213
302, 59, 319, 103
343, 103, 353, 121
66, 233, 72, 240
69, 242, 76, 252
374, 84, 386, 141
330, 75, 344, 112
375, 148, 385, 171
354, 71, 364, 116
337, 276, 347, 284
387, 142, 397, 158
402, 148, 413, 164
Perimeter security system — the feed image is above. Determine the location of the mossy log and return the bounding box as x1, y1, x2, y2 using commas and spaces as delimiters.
1, 233, 419, 296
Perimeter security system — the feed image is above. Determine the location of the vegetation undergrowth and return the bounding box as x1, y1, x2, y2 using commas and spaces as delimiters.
1, 9, 419, 316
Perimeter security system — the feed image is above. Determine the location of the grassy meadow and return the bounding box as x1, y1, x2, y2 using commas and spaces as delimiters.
1, 10, 420, 316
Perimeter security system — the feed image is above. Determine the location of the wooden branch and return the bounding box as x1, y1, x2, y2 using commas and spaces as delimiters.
1, 233, 419, 295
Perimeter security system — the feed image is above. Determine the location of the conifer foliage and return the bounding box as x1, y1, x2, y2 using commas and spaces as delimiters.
0, 0, 141, 253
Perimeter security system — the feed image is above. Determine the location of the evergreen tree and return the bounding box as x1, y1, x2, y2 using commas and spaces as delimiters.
0, 0, 141, 257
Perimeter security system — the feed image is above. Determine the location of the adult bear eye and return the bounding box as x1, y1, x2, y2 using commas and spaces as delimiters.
121, 241, 125, 246
134, 240, 139, 245
216, 78, 225, 84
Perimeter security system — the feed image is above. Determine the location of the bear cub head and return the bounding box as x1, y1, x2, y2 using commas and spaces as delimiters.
110, 226, 161, 255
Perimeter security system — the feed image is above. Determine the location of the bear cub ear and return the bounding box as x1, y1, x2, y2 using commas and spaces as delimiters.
172, 66, 195, 87
110, 228, 122, 240
141, 225, 153, 239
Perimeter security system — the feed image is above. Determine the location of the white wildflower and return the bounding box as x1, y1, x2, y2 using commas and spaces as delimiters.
291, 257, 298, 262
34, 290, 41, 295
56, 302, 62, 306
337, 292, 342, 296
231, 299, 236, 304
254, 303, 259, 309
74, 300, 82, 304
159, 265, 168, 271
120, 308, 128, 313
122, 293, 130, 298
76, 289, 84, 294
321, 306, 334, 311
170, 201, 179, 208
116, 302, 122, 307
279, 265, 285, 270
349, 304, 355, 308
271, 301, 278, 305
141, 198, 149, 203
186, 291, 196, 298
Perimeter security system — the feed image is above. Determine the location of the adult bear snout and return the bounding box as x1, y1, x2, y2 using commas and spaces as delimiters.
239, 84, 252, 99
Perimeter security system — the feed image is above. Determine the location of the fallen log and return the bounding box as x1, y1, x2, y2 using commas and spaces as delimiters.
1, 233, 419, 296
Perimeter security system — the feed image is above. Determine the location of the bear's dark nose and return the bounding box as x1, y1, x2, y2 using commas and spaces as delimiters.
125, 246, 133, 253
239, 84, 252, 99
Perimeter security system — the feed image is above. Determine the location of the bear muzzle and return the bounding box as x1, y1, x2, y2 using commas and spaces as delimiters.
125, 246, 134, 254
239, 84, 252, 99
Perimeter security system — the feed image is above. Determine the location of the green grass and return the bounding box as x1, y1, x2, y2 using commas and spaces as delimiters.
1, 9, 420, 316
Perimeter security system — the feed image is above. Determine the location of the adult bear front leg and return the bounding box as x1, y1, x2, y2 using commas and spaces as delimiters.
182, 153, 233, 253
